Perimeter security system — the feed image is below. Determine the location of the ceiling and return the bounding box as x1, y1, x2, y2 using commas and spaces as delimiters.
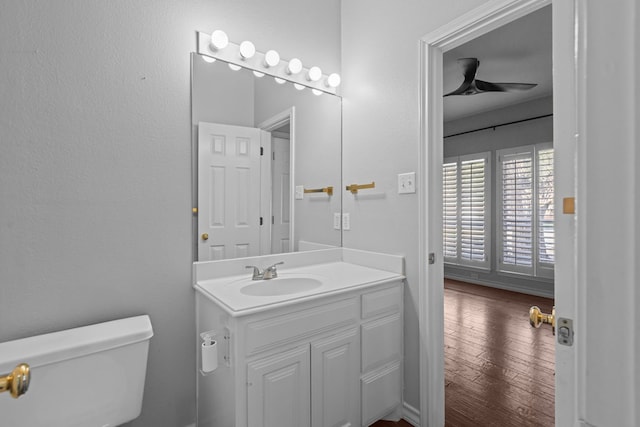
443, 5, 552, 122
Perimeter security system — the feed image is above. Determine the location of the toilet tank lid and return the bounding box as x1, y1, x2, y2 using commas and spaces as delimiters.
0, 315, 153, 370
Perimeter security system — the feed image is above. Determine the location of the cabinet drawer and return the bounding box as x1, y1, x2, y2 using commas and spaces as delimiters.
245, 298, 358, 355
361, 361, 402, 426
361, 285, 402, 319
361, 313, 402, 372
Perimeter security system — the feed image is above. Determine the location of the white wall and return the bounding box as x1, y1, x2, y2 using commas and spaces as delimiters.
0, 1, 340, 426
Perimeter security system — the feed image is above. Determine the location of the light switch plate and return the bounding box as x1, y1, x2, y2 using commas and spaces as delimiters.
295, 185, 304, 200
398, 172, 416, 194
333, 213, 341, 230
342, 213, 350, 231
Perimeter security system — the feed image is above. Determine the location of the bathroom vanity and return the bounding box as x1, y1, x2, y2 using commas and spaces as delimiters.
193, 248, 404, 427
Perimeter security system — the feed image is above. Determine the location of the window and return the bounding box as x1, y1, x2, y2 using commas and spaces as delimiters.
497, 143, 554, 278
443, 152, 490, 269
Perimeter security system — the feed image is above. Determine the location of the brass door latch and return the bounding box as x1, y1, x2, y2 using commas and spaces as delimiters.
529, 306, 556, 334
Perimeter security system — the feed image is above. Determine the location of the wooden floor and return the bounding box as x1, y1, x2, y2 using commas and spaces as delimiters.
444, 279, 555, 426
371, 279, 555, 427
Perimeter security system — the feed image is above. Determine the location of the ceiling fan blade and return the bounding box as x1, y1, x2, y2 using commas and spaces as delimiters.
475, 80, 537, 93
444, 81, 473, 97
444, 58, 479, 97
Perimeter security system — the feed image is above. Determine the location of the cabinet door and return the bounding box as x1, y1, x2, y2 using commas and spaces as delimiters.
311, 329, 360, 427
247, 345, 311, 427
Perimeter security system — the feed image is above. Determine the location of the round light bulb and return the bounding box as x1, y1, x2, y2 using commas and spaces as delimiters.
264, 50, 280, 68
293, 83, 305, 91
312, 89, 323, 96
239, 41, 256, 59
274, 77, 286, 84
210, 30, 229, 51
307, 66, 322, 82
202, 55, 216, 64
287, 58, 303, 75
326, 73, 341, 88
228, 63, 242, 71
253, 71, 265, 78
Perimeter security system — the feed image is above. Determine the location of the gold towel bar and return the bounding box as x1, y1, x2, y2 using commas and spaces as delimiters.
346, 181, 375, 194
0, 363, 30, 399
304, 186, 333, 196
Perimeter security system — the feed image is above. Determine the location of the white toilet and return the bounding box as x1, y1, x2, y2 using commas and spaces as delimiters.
0, 315, 153, 427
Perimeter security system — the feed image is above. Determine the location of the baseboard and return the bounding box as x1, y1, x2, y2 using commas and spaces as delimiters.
402, 401, 420, 426
445, 273, 554, 299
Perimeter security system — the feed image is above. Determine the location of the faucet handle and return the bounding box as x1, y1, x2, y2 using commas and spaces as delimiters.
245, 265, 262, 280
263, 261, 284, 279
266, 261, 284, 270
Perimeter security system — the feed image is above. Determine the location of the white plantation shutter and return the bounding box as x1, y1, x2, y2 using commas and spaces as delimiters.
442, 160, 458, 261
500, 150, 533, 273
497, 143, 554, 277
442, 153, 490, 269
460, 158, 487, 263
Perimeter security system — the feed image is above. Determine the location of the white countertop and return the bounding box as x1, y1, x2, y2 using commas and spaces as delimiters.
194, 261, 404, 316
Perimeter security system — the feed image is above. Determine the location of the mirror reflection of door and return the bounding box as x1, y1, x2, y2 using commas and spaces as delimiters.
198, 122, 267, 261
270, 132, 291, 254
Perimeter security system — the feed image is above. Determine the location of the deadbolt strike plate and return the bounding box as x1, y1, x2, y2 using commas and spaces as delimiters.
563, 197, 575, 214
557, 317, 574, 346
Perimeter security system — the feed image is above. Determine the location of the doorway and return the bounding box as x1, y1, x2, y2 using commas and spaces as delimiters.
440, 6, 555, 423
257, 108, 296, 255
419, 1, 581, 425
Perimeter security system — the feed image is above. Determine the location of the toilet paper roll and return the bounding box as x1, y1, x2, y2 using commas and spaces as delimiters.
201, 340, 218, 373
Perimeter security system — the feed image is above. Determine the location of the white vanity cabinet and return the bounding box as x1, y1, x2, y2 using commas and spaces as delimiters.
247, 343, 312, 427
195, 280, 403, 427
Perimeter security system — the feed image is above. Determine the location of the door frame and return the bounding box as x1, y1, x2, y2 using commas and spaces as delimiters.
418, 0, 584, 425
258, 107, 296, 254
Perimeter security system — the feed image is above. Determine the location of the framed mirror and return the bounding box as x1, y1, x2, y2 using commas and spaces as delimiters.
191, 53, 342, 261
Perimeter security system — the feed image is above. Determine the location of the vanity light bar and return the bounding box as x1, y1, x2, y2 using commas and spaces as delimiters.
196, 31, 340, 96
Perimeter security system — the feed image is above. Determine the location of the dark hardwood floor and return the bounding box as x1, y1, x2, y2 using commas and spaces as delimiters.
371, 279, 555, 427
445, 279, 555, 427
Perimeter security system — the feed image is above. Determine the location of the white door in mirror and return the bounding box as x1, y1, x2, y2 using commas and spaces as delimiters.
198, 122, 262, 261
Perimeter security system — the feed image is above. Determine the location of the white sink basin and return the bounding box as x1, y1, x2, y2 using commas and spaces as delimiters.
240, 277, 323, 297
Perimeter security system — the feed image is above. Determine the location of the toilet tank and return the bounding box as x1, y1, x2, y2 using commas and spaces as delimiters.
0, 315, 153, 427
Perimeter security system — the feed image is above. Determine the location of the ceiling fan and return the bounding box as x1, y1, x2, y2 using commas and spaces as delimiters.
444, 57, 537, 97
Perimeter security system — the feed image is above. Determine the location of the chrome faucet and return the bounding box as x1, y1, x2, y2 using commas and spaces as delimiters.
245, 261, 284, 280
